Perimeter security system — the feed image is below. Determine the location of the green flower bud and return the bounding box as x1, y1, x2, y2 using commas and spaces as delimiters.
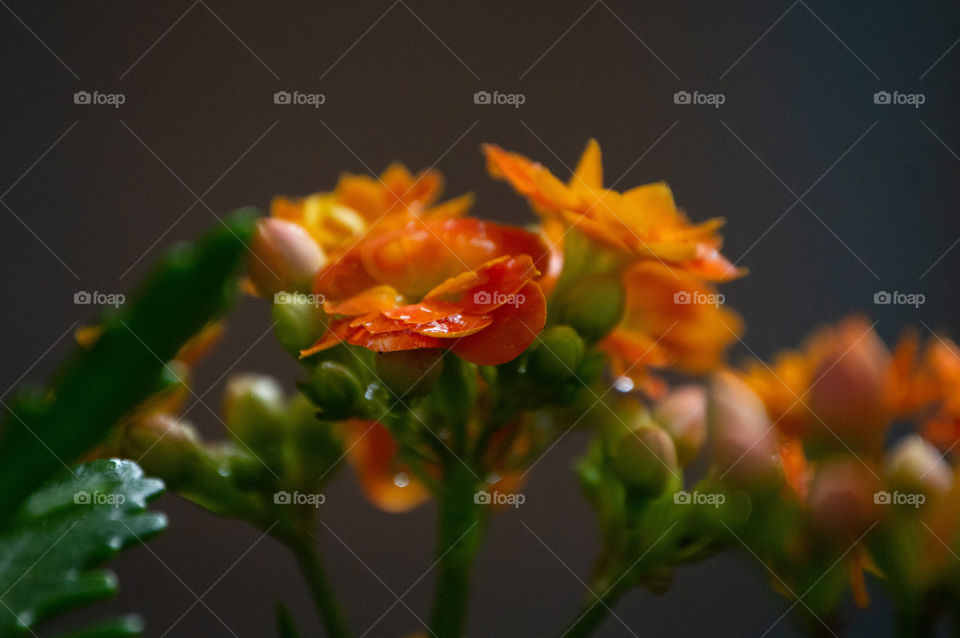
529, 325, 585, 382
555, 273, 625, 342
610, 424, 678, 497
223, 374, 286, 468
374, 349, 444, 399
271, 296, 328, 358
120, 413, 203, 485
304, 361, 364, 419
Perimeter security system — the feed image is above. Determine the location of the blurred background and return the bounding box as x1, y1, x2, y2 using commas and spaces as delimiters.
1, 1, 959, 636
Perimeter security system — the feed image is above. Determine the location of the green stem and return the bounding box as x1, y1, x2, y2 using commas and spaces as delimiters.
430, 462, 485, 638
289, 537, 352, 638
560, 580, 630, 638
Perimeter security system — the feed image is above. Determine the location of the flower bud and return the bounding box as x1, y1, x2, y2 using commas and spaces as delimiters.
808, 320, 890, 453
223, 374, 286, 449
885, 434, 952, 497
555, 273, 625, 342
529, 325, 585, 382
120, 413, 203, 484
709, 371, 779, 486
610, 424, 678, 497
654, 385, 707, 466
374, 349, 444, 399
248, 218, 325, 297
305, 361, 364, 419
271, 295, 328, 357
807, 458, 881, 538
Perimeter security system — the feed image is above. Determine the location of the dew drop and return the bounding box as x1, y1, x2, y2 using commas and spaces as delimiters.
393, 472, 410, 488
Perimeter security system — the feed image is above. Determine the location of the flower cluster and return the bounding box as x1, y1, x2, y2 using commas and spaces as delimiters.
94, 140, 960, 637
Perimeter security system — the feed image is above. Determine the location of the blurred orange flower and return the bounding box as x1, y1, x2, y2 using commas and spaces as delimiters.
271, 163, 473, 253
602, 262, 743, 394
483, 140, 744, 281
303, 217, 551, 366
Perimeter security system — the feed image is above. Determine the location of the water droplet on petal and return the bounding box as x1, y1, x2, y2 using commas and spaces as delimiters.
614, 376, 634, 393
393, 472, 410, 488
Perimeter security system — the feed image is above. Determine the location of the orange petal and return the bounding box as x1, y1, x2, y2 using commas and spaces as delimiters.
571, 138, 603, 191
452, 281, 547, 366
324, 285, 402, 316
344, 420, 432, 513
411, 313, 493, 338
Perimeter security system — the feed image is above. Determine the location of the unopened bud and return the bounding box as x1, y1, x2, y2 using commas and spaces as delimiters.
272, 295, 328, 357
374, 349, 444, 399
709, 371, 779, 485
807, 458, 881, 538
808, 320, 890, 453
121, 413, 202, 483
223, 374, 286, 448
555, 273, 625, 342
654, 385, 707, 466
305, 361, 364, 419
885, 434, 952, 497
248, 218, 325, 297
529, 325, 585, 382
610, 424, 678, 497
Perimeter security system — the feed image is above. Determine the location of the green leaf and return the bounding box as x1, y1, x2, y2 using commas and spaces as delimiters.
0, 459, 167, 636
0, 210, 258, 524
47, 614, 144, 638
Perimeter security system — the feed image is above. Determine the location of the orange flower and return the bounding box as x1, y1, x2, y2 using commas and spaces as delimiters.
271, 163, 473, 253
601, 262, 744, 394
484, 140, 744, 281
302, 217, 551, 366
890, 331, 960, 450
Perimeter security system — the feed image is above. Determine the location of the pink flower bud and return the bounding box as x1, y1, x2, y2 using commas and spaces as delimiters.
808, 319, 891, 453
248, 218, 325, 297
654, 385, 706, 466
709, 371, 779, 485
807, 458, 881, 538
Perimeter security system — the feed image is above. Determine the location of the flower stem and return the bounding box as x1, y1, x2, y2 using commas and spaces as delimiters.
430, 461, 484, 638
560, 580, 630, 638
289, 537, 352, 638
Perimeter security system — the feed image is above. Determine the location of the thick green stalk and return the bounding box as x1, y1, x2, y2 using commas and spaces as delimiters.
430, 461, 484, 638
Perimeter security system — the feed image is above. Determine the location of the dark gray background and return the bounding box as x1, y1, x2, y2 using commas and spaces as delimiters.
2, 1, 959, 636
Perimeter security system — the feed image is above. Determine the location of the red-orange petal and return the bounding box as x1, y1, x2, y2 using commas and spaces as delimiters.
452, 281, 547, 366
